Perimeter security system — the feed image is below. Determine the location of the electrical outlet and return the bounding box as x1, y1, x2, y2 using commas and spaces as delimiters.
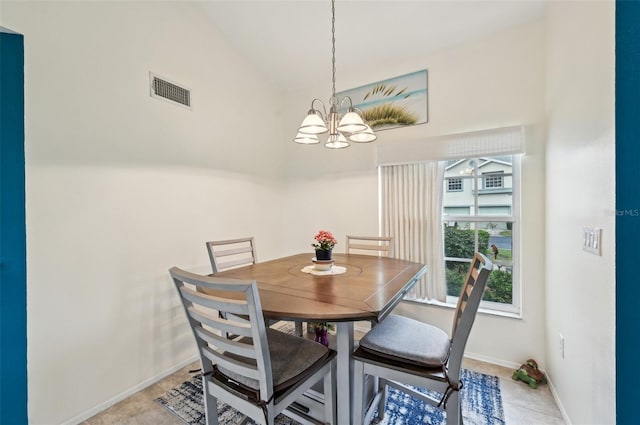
583, 227, 602, 255
559, 333, 565, 359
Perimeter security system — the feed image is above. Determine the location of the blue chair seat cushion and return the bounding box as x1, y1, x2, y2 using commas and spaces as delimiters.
218, 328, 332, 393
359, 315, 451, 368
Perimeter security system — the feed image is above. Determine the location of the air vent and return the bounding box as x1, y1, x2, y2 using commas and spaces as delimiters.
149, 72, 191, 109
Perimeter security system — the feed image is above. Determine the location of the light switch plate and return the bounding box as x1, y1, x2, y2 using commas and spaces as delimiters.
583, 227, 602, 255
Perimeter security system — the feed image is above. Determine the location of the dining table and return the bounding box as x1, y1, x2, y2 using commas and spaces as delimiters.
209, 252, 427, 424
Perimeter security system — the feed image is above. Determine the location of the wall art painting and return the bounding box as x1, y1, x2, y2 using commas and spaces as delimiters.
337, 69, 428, 131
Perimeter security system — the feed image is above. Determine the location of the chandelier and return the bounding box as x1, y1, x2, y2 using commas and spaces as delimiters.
293, 0, 377, 149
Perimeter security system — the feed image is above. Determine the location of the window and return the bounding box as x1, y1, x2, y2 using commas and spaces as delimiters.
483, 172, 504, 189
443, 156, 519, 313
447, 178, 463, 191
376, 126, 525, 313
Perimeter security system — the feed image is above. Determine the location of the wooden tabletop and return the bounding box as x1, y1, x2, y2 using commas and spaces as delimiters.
211, 253, 427, 323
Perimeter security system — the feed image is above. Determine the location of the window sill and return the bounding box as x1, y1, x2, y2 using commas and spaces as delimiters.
403, 296, 522, 320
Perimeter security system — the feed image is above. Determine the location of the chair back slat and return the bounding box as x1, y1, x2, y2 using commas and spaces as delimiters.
348, 243, 392, 253
180, 286, 250, 316
215, 245, 254, 257
462, 278, 474, 299
218, 257, 256, 271
206, 237, 257, 273
192, 325, 256, 359
346, 235, 394, 257
470, 266, 480, 281
187, 307, 254, 339
170, 266, 273, 400
201, 345, 261, 381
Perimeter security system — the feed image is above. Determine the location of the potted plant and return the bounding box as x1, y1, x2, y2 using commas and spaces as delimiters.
309, 322, 335, 347
312, 230, 338, 261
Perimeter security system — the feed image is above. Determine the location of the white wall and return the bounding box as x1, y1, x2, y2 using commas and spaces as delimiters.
1, 2, 286, 423
545, 2, 615, 424
283, 19, 548, 367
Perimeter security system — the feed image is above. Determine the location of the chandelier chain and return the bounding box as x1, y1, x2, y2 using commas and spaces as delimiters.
331, 0, 336, 101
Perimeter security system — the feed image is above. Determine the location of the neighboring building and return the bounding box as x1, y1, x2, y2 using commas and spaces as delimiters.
443, 157, 513, 229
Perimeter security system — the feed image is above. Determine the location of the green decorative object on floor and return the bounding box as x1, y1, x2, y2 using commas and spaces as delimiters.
512, 358, 547, 389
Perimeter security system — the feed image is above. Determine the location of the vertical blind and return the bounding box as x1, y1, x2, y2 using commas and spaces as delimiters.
380, 162, 446, 301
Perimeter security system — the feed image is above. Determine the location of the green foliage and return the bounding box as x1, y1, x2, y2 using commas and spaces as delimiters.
444, 226, 490, 258
478, 231, 490, 255
446, 267, 513, 304
495, 249, 512, 262
444, 225, 512, 304
483, 269, 513, 304
446, 268, 464, 297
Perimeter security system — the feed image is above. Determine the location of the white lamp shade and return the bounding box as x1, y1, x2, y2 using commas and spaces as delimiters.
293, 133, 320, 144
325, 133, 350, 149
337, 111, 367, 133
298, 112, 328, 134
349, 125, 377, 143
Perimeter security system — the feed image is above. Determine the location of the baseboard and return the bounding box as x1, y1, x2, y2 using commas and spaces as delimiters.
464, 351, 521, 370
62, 355, 199, 425
545, 374, 572, 425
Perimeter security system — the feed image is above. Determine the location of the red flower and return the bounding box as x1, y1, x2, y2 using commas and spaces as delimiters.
312, 230, 338, 250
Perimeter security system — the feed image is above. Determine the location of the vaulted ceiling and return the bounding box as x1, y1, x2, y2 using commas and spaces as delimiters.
200, 1, 547, 91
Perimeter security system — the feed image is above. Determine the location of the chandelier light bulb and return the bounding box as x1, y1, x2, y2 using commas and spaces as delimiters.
293, 133, 320, 144
349, 125, 377, 143
298, 111, 328, 135
325, 133, 350, 149
337, 110, 367, 133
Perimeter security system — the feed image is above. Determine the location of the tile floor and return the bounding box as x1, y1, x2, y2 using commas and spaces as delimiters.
84, 327, 566, 425
462, 358, 565, 425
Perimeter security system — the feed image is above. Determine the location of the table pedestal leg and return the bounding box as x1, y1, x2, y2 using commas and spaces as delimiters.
336, 322, 354, 425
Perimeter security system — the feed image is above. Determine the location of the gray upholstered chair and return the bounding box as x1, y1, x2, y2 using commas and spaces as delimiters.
170, 267, 337, 425
346, 235, 393, 257
352, 253, 492, 425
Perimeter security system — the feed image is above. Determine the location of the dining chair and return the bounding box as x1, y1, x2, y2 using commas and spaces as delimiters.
206, 237, 257, 273
346, 235, 394, 332
170, 267, 337, 425
206, 237, 304, 337
346, 235, 394, 257
352, 252, 492, 425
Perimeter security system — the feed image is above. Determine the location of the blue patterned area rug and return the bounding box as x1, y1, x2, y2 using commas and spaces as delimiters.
155, 368, 504, 425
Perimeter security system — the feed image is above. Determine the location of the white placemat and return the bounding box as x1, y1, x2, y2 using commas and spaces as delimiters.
301, 265, 347, 276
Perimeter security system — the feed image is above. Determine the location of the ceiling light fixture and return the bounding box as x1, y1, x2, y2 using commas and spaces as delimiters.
294, 0, 376, 149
